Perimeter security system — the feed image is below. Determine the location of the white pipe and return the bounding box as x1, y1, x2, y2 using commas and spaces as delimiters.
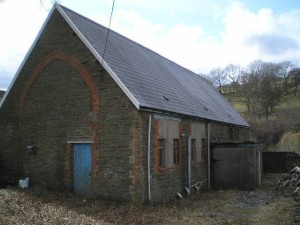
185, 187, 191, 195
147, 115, 152, 204
188, 136, 192, 191
176, 192, 183, 199
207, 122, 211, 190
191, 181, 201, 194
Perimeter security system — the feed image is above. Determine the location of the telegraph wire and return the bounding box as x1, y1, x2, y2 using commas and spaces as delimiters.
100, 0, 177, 148
102, 0, 116, 63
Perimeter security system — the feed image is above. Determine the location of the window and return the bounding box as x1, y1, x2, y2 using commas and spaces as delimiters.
173, 139, 179, 165
191, 139, 197, 161
158, 139, 165, 167
155, 118, 181, 171
191, 122, 206, 162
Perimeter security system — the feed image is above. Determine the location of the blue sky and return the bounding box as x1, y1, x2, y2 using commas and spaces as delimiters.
1, 0, 300, 90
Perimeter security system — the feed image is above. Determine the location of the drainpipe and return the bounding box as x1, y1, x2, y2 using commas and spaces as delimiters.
147, 115, 152, 204
187, 136, 192, 192
207, 122, 211, 190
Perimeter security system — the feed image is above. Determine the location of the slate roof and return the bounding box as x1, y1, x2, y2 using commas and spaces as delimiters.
1, 4, 249, 127
59, 4, 249, 127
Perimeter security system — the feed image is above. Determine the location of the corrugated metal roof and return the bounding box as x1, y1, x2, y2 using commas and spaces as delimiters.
58, 4, 249, 127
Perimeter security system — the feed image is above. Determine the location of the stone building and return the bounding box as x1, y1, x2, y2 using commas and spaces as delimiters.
0, 4, 249, 203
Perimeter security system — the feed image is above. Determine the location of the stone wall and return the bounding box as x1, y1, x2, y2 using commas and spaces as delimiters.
146, 117, 236, 202
0, 10, 145, 202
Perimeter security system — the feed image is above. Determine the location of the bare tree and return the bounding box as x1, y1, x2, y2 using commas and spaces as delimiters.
278, 61, 294, 94
240, 61, 262, 119
289, 68, 300, 96
224, 64, 241, 93
240, 60, 282, 120
259, 62, 282, 120
208, 67, 226, 94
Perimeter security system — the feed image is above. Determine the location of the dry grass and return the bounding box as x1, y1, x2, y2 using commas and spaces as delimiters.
276, 132, 300, 153
0, 183, 297, 225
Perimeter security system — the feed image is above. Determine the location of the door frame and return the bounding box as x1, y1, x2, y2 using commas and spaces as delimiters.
67, 140, 93, 196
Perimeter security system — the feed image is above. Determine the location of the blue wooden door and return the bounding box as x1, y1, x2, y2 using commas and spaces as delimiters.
74, 144, 92, 196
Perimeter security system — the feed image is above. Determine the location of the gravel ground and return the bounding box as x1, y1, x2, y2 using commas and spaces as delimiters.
0, 174, 297, 225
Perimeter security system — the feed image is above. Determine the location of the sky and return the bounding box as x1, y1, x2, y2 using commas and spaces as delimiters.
1, 0, 300, 90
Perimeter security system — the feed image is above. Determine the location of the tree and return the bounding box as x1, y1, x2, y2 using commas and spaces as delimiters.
240, 60, 282, 120
289, 68, 300, 96
208, 67, 226, 93
259, 62, 282, 120
278, 61, 294, 94
239, 61, 262, 119
224, 64, 241, 93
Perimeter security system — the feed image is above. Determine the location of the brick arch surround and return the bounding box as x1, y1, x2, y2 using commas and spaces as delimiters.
19, 50, 100, 116
19, 50, 100, 195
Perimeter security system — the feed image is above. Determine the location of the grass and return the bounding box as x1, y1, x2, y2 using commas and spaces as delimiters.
0, 174, 297, 225
223, 84, 300, 114
278, 93, 300, 110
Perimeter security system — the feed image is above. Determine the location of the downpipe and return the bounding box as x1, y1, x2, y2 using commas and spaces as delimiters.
147, 115, 152, 204
208, 122, 211, 190
187, 136, 192, 193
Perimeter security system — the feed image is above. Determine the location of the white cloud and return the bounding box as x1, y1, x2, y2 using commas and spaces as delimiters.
94, 1, 300, 73
219, 2, 300, 68
106, 9, 208, 72
1, 0, 300, 90
0, 0, 49, 74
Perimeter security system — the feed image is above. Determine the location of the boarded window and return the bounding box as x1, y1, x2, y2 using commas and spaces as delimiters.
191, 122, 206, 162
156, 118, 180, 168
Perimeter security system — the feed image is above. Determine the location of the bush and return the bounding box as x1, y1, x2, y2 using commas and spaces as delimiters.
250, 120, 284, 148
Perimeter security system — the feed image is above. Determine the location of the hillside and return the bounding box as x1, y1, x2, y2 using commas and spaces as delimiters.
224, 86, 300, 125
223, 85, 300, 148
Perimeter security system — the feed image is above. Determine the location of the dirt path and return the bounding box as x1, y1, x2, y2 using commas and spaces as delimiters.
0, 174, 297, 225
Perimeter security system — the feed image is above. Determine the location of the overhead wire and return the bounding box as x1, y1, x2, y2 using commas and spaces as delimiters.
102, 0, 116, 63
100, 0, 179, 149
